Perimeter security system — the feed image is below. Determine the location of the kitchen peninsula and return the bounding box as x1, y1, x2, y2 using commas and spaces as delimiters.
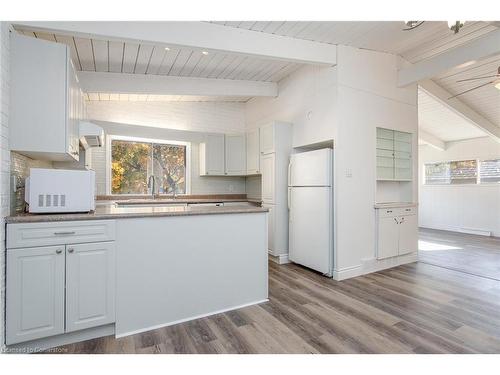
5, 201, 268, 348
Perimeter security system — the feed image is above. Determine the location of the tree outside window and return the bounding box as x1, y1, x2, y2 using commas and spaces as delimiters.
111, 138, 187, 195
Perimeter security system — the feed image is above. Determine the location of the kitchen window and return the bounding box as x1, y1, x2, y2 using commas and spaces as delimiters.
108, 136, 190, 195
424, 162, 450, 185
424, 158, 500, 185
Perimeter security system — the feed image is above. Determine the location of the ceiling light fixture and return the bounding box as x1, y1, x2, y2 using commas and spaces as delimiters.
202, 51, 209, 55
164, 47, 170, 51
403, 21, 425, 31
495, 80, 500, 90
448, 21, 464, 34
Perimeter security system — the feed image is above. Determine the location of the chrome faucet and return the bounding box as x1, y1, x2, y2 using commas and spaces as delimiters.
147, 175, 156, 199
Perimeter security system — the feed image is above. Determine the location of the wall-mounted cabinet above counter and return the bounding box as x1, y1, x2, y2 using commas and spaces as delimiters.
376, 127, 412, 181
10, 34, 85, 162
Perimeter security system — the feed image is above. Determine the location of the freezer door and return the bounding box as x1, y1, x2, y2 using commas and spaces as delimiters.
290, 148, 332, 187
289, 186, 332, 274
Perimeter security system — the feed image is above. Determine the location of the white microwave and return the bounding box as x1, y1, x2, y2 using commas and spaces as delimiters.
25, 168, 96, 213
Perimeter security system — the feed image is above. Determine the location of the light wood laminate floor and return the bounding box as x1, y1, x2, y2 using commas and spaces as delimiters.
419, 228, 500, 281
51, 234, 500, 354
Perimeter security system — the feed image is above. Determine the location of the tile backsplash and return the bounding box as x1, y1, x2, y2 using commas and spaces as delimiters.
10, 152, 52, 213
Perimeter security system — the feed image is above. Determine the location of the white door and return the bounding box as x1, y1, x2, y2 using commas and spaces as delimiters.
205, 133, 225, 175
225, 134, 246, 175
290, 149, 332, 187
66, 242, 116, 332
289, 186, 332, 274
261, 153, 275, 204
377, 217, 399, 259
6, 245, 65, 344
260, 123, 275, 154
398, 215, 418, 255
246, 128, 260, 174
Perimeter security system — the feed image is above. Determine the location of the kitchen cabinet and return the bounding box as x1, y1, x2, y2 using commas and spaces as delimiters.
376, 127, 412, 181
260, 122, 292, 258
6, 221, 116, 345
199, 133, 225, 176
10, 33, 83, 162
66, 242, 116, 332
261, 153, 275, 203
246, 128, 260, 174
376, 206, 417, 259
263, 203, 275, 253
6, 245, 66, 344
225, 134, 246, 175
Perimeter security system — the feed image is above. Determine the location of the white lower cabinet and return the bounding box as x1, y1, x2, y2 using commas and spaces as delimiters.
264, 203, 275, 253
376, 207, 417, 260
65, 242, 116, 332
6, 245, 66, 344
6, 221, 116, 345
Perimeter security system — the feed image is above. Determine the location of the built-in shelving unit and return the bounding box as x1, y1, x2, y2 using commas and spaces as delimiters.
376, 127, 412, 181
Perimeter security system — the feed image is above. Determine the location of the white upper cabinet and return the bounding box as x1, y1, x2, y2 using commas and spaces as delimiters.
246, 128, 260, 175
10, 33, 83, 161
260, 123, 275, 155
376, 127, 412, 181
225, 134, 246, 175
199, 133, 225, 176
261, 153, 276, 203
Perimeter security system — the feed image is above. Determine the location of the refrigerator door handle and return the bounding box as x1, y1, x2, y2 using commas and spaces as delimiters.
288, 188, 291, 211
288, 161, 292, 187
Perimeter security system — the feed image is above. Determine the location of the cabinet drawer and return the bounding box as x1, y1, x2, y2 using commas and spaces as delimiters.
377, 206, 416, 218
7, 220, 116, 249
400, 206, 416, 216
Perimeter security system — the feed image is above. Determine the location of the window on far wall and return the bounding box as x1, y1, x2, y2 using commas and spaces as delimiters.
449, 160, 477, 184
480, 159, 500, 183
424, 162, 450, 184
110, 137, 188, 195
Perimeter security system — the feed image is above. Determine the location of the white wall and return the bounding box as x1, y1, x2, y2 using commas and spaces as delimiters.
0, 21, 10, 350
246, 45, 418, 279
419, 137, 500, 236
86, 101, 248, 196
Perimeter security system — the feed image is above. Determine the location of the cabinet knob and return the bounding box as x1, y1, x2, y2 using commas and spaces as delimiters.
56, 249, 62, 254
68, 248, 74, 253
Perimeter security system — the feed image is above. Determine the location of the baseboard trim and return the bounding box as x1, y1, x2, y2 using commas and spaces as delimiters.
332, 265, 363, 280
116, 299, 269, 338
420, 225, 494, 237
3, 324, 115, 353
268, 253, 289, 265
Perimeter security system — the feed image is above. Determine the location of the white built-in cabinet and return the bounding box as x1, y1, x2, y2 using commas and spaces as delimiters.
10, 33, 84, 162
6, 221, 116, 345
246, 128, 260, 175
376, 206, 417, 259
260, 122, 292, 258
199, 133, 246, 176
376, 127, 412, 181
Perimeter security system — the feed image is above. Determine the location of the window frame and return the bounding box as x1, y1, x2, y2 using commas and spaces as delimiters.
106, 135, 191, 196
423, 157, 500, 186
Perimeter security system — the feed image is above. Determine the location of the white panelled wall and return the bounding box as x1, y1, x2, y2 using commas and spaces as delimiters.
86, 101, 248, 195
0, 21, 11, 350
419, 137, 500, 237
246, 45, 418, 280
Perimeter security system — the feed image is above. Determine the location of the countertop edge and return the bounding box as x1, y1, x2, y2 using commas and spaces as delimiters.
373, 202, 418, 209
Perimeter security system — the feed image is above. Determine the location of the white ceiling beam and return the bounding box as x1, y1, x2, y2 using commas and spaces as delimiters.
419, 79, 500, 142
12, 21, 337, 66
77, 71, 278, 97
398, 28, 500, 87
418, 129, 446, 151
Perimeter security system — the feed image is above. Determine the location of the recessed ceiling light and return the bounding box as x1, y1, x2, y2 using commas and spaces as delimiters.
164, 47, 170, 51
202, 51, 209, 55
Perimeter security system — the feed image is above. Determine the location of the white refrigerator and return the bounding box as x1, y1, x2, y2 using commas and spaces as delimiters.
288, 148, 333, 275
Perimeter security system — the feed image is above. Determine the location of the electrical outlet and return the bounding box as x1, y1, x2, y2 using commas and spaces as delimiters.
345, 169, 353, 178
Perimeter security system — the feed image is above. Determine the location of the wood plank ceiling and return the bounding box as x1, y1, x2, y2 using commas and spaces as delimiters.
15, 22, 500, 137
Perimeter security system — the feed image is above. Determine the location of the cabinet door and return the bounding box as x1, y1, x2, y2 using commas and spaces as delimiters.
260, 123, 275, 154
261, 153, 275, 204
246, 128, 260, 174
377, 216, 399, 259
398, 215, 418, 255
66, 59, 80, 161
263, 203, 275, 254
201, 134, 225, 175
225, 134, 246, 175
66, 242, 116, 332
6, 246, 65, 344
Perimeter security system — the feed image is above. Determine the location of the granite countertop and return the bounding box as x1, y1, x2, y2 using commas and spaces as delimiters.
374, 202, 418, 209
6, 202, 268, 224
